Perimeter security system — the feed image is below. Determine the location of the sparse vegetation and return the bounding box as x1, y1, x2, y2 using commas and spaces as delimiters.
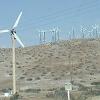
91, 82, 100, 85
24, 88, 41, 93
26, 78, 32, 81
35, 76, 41, 80
0, 40, 100, 100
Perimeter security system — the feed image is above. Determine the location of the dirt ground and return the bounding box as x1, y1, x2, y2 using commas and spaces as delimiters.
0, 39, 100, 99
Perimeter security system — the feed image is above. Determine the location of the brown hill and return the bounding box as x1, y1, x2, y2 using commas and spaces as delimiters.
0, 39, 100, 100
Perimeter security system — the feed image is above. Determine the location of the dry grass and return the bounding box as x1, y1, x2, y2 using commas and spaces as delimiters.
0, 39, 100, 99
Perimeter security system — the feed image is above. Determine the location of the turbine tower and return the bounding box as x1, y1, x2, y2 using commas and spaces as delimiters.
51, 29, 55, 42
38, 30, 42, 44
51, 27, 59, 42
80, 26, 84, 39
43, 31, 46, 43
49, 29, 54, 43
0, 11, 24, 94
39, 30, 46, 43
55, 27, 60, 41
80, 26, 87, 39
72, 27, 75, 39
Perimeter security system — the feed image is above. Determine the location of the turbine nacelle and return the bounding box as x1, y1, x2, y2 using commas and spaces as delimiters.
11, 29, 16, 34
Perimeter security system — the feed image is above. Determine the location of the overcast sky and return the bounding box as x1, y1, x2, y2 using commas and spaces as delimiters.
0, 0, 100, 48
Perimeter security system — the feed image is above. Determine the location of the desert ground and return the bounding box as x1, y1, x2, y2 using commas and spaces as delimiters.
0, 39, 100, 100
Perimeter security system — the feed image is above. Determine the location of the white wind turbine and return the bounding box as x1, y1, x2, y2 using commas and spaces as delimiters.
80, 26, 84, 39
0, 11, 24, 94
92, 24, 99, 38
39, 30, 46, 44
72, 27, 75, 39
49, 29, 55, 43
42, 30, 46, 43
38, 30, 42, 44
80, 25, 87, 39
55, 27, 60, 41
49, 27, 60, 43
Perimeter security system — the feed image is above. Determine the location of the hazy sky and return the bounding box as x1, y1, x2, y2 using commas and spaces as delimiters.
0, 0, 100, 47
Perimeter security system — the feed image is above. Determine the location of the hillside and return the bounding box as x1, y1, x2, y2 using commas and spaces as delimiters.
0, 39, 100, 100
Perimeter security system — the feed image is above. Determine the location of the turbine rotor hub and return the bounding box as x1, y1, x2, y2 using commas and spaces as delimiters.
11, 29, 16, 35
10, 29, 16, 39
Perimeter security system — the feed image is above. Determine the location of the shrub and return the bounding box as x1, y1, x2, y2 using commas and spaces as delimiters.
46, 92, 55, 98
25, 88, 41, 93
35, 77, 41, 80
26, 78, 32, 81
91, 82, 100, 85
19, 76, 25, 80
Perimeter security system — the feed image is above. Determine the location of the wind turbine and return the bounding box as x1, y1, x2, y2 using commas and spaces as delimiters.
38, 30, 42, 44
51, 28, 56, 42
38, 30, 46, 44
43, 31, 46, 43
68, 32, 71, 40
51, 27, 59, 42
80, 26, 84, 39
72, 27, 75, 39
49, 29, 54, 43
55, 27, 60, 41
80, 25, 87, 39
0, 11, 24, 94
92, 24, 99, 38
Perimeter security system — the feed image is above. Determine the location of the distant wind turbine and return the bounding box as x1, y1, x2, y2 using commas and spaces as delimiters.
41, 30, 46, 43
55, 27, 60, 41
92, 24, 99, 38
72, 27, 75, 39
38, 30, 42, 44
80, 26, 87, 39
51, 27, 60, 42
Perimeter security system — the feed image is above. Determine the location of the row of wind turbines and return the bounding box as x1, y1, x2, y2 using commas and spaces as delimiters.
38, 24, 100, 45
38, 27, 60, 44
68, 25, 100, 40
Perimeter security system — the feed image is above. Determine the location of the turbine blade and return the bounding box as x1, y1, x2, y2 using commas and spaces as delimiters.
13, 33, 24, 48
13, 11, 22, 29
0, 30, 9, 34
